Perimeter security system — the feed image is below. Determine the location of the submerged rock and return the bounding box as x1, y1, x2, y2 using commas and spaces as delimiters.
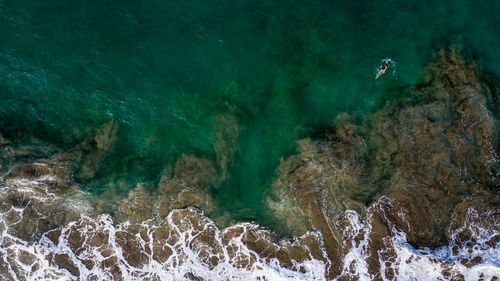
268, 50, 500, 278
0, 161, 91, 241
156, 154, 217, 217
115, 184, 153, 224
268, 114, 368, 277
58, 121, 119, 180
212, 113, 239, 182
365, 50, 499, 248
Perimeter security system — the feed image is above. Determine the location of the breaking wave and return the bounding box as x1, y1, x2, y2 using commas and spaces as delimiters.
0, 177, 498, 280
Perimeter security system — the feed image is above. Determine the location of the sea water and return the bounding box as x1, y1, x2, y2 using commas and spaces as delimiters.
0, 0, 500, 279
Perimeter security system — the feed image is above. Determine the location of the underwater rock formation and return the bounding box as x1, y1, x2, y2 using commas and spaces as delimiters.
58, 121, 119, 180
156, 154, 217, 217
212, 113, 239, 183
268, 50, 500, 278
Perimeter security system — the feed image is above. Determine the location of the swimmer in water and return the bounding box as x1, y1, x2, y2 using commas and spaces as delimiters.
375, 60, 390, 79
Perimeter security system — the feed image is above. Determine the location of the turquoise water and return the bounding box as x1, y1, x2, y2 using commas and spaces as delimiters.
1, 0, 500, 223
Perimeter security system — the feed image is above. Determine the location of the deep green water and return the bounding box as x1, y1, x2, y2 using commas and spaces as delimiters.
1, 0, 500, 224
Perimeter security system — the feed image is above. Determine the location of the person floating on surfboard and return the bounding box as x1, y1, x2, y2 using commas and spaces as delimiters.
375, 60, 390, 79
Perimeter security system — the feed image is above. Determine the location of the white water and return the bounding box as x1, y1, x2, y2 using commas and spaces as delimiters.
334, 198, 500, 281
0, 176, 328, 280
0, 212, 328, 281
0, 177, 498, 281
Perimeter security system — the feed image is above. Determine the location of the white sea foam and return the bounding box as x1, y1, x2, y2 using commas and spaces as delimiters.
335, 199, 500, 281
0, 213, 328, 280
0, 181, 329, 281
334, 210, 372, 281
0, 179, 498, 281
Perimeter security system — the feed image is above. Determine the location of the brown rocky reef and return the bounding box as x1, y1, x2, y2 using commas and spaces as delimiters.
268, 49, 500, 278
